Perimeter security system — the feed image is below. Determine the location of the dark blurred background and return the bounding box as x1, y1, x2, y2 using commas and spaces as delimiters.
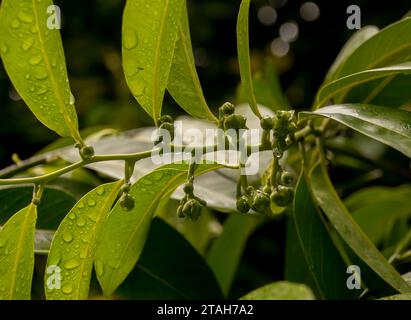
0, 0, 410, 298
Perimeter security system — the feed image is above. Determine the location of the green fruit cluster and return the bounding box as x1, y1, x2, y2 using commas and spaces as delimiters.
177, 182, 207, 221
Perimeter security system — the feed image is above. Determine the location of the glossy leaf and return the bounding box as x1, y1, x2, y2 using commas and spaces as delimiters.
302, 104, 411, 158
332, 18, 411, 81
45, 181, 122, 300
167, 3, 217, 123
316, 63, 411, 107
0, 0, 81, 141
117, 218, 223, 299
324, 26, 379, 82
95, 163, 223, 297
293, 172, 357, 299
379, 294, 411, 300
122, 0, 184, 124
310, 162, 411, 293
0, 204, 37, 300
207, 214, 259, 296
240, 281, 315, 300
237, 0, 261, 118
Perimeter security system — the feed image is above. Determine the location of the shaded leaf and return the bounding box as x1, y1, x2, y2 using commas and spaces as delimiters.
117, 218, 223, 299
0, 0, 81, 141
310, 162, 411, 293
293, 172, 357, 299
240, 281, 315, 300
207, 214, 260, 296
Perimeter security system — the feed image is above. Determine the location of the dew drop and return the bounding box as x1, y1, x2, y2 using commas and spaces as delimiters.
141, 179, 153, 185
68, 213, 76, 220
24, 73, 31, 80
34, 69, 49, 80
18, 11, 34, 23
79, 249, 87, 259
95, 260, 105, 277
87, 199, 96, 207
77, 201, 85, 209
37, 87, 48, 95
76, 217, 86, 228
21, 38, 34, 52
123, 28, 139, 50
62, 232, 74, 243
11, 19, 21, 29
0, 44, 9, 54
129, 78, 146, 96
28, 55, 43, 66
69, 93, 75, 105
62, 283, 74, 294
96, 187, 105, 196
64, 259, 80, 270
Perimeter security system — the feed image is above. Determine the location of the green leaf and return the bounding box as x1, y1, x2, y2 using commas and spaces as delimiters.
316, 63, 411, 107
0, 0, 81, 142
240, 281, 315, 300
167, 3, 218, 123
45, 181, 122, 300
345, 185, 411, 245
0, 204, 37, 300
95, 162, 223, 297
0, 186, 76, 230
237, 0, 261, 119
293, 172, 357, 299
122, 0, 184, 124
116, 218, 223, 299
324, 26, 379, 82
301, 104, 411, 158
207, 214, 259, 296
334, 18, 411, 80
310, 162, 411, 293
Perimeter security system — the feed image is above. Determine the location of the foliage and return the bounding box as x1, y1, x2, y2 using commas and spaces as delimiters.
0, 0, 410, 300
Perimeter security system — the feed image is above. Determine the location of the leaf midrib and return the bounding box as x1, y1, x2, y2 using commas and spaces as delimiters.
31, 0, 77, 139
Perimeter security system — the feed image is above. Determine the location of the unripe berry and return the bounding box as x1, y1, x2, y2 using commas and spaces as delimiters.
80, 145, 95, 159
220, 102, 235, 116
223, 114, 247, 131
270, 185, 294, 207
251, 190, 271, 213
236, 195, 250, 213
183, 183, 194, 194
120, 193, 135, 212
260, 116, 273, 130
281, 171, 295, 185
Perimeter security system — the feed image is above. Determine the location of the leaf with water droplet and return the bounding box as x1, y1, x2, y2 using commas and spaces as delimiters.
95, 162, 222, 297
0, 0, 81, 142
45, 181, 123, 300
236, 0, 261, 119
301, 104, 411, 158
0, 204, 37, 300
122, 0, 185, 125
167, 3, 217, 123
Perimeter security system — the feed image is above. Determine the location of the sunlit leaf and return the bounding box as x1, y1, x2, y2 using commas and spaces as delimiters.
0, 204, 37, 300
237, 0, 261, 118
0, 0, 81, 141
167, 3, 218, 123
301, 104, 411, 158
316, 63, 411, 107
122, 0, 184, 124
45, 181, 122, 300
95, 162, 223, 297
